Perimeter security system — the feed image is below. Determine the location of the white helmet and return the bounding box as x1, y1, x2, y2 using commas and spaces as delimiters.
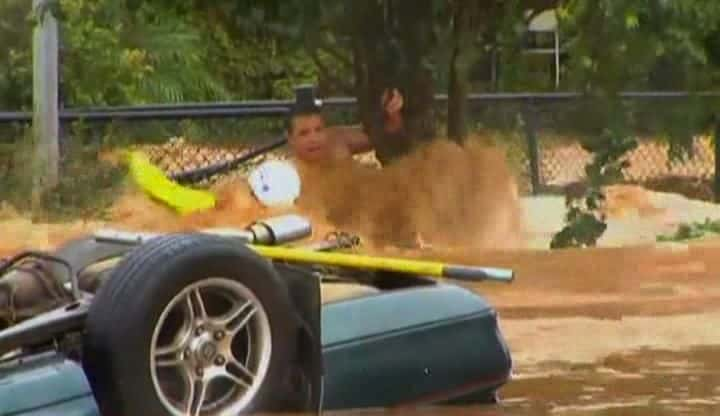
248, 159, 302, 208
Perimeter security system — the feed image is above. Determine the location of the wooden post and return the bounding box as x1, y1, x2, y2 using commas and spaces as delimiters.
714, 119, 720, 203
554, 30, 560, 89
31, 0, 60, 214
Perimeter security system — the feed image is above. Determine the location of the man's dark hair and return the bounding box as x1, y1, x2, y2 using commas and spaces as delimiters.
286, 96, 323, 133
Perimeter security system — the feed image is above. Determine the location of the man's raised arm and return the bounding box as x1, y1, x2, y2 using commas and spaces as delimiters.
327, 89, 405, 156
326, 125, 374, 154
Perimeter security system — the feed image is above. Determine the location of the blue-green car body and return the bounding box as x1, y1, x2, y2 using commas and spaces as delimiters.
1, 283, 510, 415
0, 221, 512, 415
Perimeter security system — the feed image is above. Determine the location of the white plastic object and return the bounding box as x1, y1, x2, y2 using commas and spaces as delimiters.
248, 160, 302, 208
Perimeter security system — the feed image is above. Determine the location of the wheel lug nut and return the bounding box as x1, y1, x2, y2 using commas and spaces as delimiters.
195, 326, 204, 335
184, 348, 191, 358
196, 367, 204, 376
214, 331, 224, 340
215, 356, 226, 366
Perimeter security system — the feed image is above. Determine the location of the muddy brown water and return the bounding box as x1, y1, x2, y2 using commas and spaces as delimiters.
497, 346, 720, 415
322, 346, 720, 416
327, 243, 720, 416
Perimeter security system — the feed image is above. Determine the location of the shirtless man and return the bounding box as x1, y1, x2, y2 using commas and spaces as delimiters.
248, 89, 405, 207
287, 88, 405, 164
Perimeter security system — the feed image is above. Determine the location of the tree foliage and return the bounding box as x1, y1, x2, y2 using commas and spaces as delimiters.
560, 0, 720, 91
548, 0, 720, 249
0, 0, 34, 110
206, 0, 559, 161
0, 0, 321, 111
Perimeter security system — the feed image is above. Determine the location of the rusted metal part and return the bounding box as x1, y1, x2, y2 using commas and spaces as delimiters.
300, 231, 362, 252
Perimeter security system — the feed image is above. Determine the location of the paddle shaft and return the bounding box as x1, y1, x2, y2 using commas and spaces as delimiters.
249, 245, 514, 283
93, 228, 513, 283
170, 136, 288, 184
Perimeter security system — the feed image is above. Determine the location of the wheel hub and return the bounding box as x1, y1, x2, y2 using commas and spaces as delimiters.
190, 331, 221, 367
198, 341, 218, 365
150, 278, 273, 416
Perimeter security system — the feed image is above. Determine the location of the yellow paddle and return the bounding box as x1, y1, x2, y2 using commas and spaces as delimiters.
126, 150, 216, 215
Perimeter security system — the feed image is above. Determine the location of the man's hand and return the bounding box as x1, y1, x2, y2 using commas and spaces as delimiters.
382, 88, 404, 115
381, 88, 404, 133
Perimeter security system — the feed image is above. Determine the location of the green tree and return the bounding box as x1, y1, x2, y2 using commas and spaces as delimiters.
549, 0, 720, 248
0, 0, 34, 110
58, 0, 231, 106
192, 0, 560, 162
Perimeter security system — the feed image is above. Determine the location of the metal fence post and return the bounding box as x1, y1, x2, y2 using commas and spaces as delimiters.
523, 99, 542, 195
294, 84, 320, 109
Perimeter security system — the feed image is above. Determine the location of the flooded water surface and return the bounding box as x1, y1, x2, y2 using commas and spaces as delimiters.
324, 346, 720, 416
497, 346, 720, 415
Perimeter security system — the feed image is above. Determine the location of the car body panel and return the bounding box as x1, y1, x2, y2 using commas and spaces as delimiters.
322, 284, 495, 346
0, 283, 510, 415
321, 284, 511, 409
0, 353, 98, 415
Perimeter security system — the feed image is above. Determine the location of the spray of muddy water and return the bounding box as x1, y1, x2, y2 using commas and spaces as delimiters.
108, 137, 527, 252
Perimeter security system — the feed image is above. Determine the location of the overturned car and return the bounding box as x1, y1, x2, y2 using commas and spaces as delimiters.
0, 215, 513, 416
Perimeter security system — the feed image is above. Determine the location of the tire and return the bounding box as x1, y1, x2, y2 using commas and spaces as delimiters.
81, 233, 302, 416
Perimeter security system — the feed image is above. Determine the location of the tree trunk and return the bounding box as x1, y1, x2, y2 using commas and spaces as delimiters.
351, 36, 370, 130
352, 0, 438, 165
447, 27, 468, 141
393, 0, 437, 144
447, 1, 482, 142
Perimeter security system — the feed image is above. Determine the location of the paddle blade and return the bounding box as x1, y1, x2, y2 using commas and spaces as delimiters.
127, 151, 216, 215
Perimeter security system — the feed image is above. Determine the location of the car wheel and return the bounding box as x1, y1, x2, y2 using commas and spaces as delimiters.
81, 233, 301, 416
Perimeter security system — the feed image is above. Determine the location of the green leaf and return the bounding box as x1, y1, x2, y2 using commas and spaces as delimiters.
625, 12, 639, 29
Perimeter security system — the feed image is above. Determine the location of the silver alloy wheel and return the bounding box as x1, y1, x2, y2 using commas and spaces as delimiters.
149, 277, 273, 416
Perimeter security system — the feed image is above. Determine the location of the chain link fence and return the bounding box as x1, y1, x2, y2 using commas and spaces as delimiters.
131, 120, 717, 203
466, 96, 719, 201
538, 136, 715, 184
1, 93, 718, 206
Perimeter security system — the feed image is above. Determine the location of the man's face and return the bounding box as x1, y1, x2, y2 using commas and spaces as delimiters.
288, 113, 329, 162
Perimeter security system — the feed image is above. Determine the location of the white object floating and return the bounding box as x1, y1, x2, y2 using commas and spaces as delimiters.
248, 160, 302, 208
